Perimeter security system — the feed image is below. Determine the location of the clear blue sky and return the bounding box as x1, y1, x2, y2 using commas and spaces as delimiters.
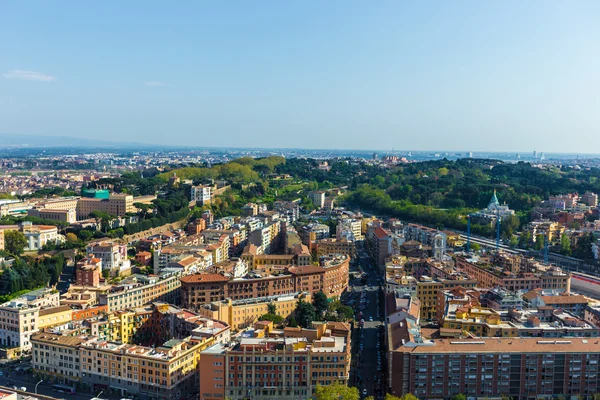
1, 1, 599, 152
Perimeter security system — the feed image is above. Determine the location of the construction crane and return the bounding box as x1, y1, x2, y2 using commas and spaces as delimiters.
467, 214, 472, 252
496, 210, 502, 252
544, 234, 549, 264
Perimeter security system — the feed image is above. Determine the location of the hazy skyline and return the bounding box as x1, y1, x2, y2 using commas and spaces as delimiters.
1, 1, 599, 152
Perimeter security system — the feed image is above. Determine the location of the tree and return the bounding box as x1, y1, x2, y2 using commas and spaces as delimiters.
102, 269, 110, 279
5, 230, 27, 255
267, 302, 277, 315
286, 315, 298, 327
560, 233, 572, 256
519, 231, 532, 248
335, 305, 354, 321
533, 234, 545, 251
311, 249, 319, 264
259, 314, 284, 324
313, 291, 329, 316
65, 232, 79, 243
314, 382, 359, 400
384, 394, 419, 400
509, 234, 518, 248
470, 242, 481, 252
452, 395, 467, 400
295, 299, 317, 329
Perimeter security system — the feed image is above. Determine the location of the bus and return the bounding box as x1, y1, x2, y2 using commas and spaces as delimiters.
52, 384, 75, 394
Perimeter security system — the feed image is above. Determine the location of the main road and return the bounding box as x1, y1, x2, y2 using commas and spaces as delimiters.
347, 248, 385, 400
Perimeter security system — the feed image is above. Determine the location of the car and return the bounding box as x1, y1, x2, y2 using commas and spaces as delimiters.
363, 389, 368, 396
0, 371, 3, 376
369, 316, 373, 322
19, 387, 26, 392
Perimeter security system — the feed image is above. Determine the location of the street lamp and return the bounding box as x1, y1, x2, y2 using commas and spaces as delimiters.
35, 380, 43, 394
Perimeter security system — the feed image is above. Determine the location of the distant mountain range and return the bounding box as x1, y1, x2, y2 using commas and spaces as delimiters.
0, 134, 155, 149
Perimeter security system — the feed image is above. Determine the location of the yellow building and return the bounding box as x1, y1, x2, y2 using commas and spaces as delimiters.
37, 305, 73, 330
415, 277, 477, 321
443, 231, 466, 248
315, 237, 355, 257
442, 305, 518, 337
198, 292, 311, 331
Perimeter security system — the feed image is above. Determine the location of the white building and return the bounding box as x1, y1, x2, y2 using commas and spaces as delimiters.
191, 185, 212, 206
309, 191, 326, 208
86, 240, 131, 275
336, 218, 363, 242
0, 300, 39, 355
0, 222, 64, 251
470, 190, 515, 226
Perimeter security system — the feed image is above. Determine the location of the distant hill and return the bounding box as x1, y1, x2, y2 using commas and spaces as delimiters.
0, 134, 153, 149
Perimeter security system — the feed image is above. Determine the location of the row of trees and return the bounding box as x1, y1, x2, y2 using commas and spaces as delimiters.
314, 384, 423, 400
314, 385, 475, 400
258, 292, 355, 329
0, 253, 64, 297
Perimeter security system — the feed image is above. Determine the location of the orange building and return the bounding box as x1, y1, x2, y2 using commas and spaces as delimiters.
199, 321, 351, 400
181, 255, 350, 310
72, 305, 108, 321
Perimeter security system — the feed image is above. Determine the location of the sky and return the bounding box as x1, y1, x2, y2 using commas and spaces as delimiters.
1, 1, 599, 152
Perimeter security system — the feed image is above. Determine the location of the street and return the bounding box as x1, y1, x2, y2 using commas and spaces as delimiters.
0, 371, 113, 400
346, 248, 386, 399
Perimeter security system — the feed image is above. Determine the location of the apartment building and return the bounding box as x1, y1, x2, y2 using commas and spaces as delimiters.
0, 300, 39, 357
38, 305, 73, 330
456, 256, 572, 292
309, 191, 326, 208
369, 226, 394, 268
315, 237, 355, 257
299, 223, 330, 247
249, 220, 282, 254
415, 277, 477, 321
241, 203, 259, 216
198, 292, 311, 331
0, 287, 60, 358
85, 337, 201, 398
181, 255, 350, 309
336, 218, 363, 241
191, 185, 212, 206
199, 321, 351, 400
76, 255, 102, 287
241, 244, 311, 271
581, 191, 599, 207
389, 337, 600, 399
99, 274, 181, 312
31, 333, 87, 386
404, 224, 446, 260
76, 193, 134, 219
273, 201, 300, 224
86, 240, 131, 275
525, 220, 565, 243
441, 303, 598, 338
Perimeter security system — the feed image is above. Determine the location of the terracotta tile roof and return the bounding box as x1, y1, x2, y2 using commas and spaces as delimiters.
541, 295, 588, 305
374, 227, 389, 240
39, 305, 72, 316
522, 289, 541, 301
288, 265, 325, 275
327, 321, 351, 333
180, 273, 230, 283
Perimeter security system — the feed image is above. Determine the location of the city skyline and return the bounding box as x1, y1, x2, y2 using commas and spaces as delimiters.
1, 1, 599, 152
